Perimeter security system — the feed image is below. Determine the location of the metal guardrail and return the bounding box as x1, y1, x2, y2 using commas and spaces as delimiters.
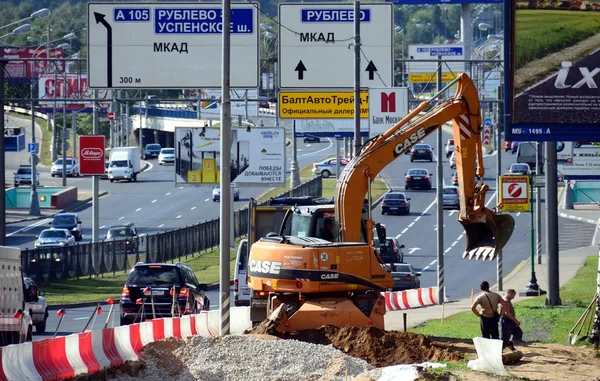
21, 176, 322, 283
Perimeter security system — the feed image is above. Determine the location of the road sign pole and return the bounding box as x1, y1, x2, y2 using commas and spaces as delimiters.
353, 0, 361, 157
220, 0, 232, 337
436, 56, 444, 305
92, 89, 100, 245
496, 97, 503, 291
545, 143, 561, 306
520, 175, 545, 297
0, 60, 6, 245
62, 80, 67, 187
536, 141, 543, 264
290, 120, 300, 189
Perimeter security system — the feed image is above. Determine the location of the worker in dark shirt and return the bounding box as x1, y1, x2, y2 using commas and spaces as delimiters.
318, 218, 335, 242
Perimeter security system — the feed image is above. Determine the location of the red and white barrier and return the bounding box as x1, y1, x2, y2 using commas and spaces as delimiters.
384, 287, 447, 311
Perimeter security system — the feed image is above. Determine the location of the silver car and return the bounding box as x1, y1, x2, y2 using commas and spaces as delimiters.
34, 228, 75, 249
442, 186, 460, 209
311, 157, 349, 178
389, 263, 421, 291
212, 186, 240, 201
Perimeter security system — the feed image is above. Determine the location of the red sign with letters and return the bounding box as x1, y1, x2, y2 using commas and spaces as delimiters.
79, 136, 106, 175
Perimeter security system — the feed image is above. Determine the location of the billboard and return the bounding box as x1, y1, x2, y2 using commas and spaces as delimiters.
557, 142, 600, 179
483, 71, 502, 101
368, 87, 409, 137
79, 136, 106, 175
506, 1, 600, 141
174, 127, 285, 187
38, 74, 111, 111
196, 89, 260, 117
499, 175, 530, 212
0, 46, 65, 81
293, 119, 369, 138
406, 45, 465, 82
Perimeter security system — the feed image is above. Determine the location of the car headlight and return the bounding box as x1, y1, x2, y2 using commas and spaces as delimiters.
35, 242, 41, 247
71, 228, 78, 231
59, 241, 65, 246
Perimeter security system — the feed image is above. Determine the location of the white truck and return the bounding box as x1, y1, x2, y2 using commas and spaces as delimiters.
108, 146, 142, 182
0, 246, 39, 346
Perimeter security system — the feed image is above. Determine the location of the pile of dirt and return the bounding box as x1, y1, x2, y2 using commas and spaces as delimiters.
247, 324, 463, 368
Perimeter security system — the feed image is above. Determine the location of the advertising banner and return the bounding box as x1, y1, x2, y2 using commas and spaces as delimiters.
174, 127, 285, 187
0, 46, 65, 81
508, 3, 600, 141
38, 74, 111, 111
197, 89, 260, 117
79, 136, 106, 175
557, 142, 600, 179
293, 119, 369, 138
368, 87, 409, 137
278, 91, 369, 119
499, 175, 530, 212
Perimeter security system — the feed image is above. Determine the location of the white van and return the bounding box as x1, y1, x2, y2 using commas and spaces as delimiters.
234, 239, 250, 306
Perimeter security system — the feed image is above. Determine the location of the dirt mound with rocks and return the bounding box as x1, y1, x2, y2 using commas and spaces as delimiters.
248, 324, 463, 367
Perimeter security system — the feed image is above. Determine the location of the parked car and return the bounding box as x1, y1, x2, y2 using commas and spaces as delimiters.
449, 151, 456, 169
405, 168, 432, 190
212, 186, 240, 201
445, 139, 455, 158
410, 143, 433, 162
381, 192, 411, 215
143, 143, 162, 159
119, 262, 210, 325
303, 135, 321, 143
104, 223, 139, 254
158, 148, 175, 165
49, 213, 82, 241
13, 165, 40, 187
390, 263, 421, 291
51, 157, 80, 177
509, 163, 531, 175
442, 186, 460, 209
311, 157, 349, 178
24, 277, 48, 333
374, 237, 405, 264
34, 228, 76, 249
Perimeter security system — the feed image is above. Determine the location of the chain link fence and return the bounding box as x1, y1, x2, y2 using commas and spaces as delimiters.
21, 177, 322, 283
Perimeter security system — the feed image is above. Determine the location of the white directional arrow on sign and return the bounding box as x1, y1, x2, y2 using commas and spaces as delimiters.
408, 247, 421, 254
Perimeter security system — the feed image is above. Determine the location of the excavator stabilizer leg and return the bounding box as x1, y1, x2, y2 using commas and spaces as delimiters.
461, 214, 515, 261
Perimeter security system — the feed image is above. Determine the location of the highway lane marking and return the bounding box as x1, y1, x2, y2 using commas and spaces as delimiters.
451, 240, 458, 247
449, 210, 457, 216
415, 216, 421, 221
408, 222, 415, 228
444, 247, 452, 254
73, 317, 89, 321
204, 198, 210, 202
100, 225, 105, 229
176, 215, 182, 219
166, 192, 171, 196
118, 217, 125, 220
151, 199, 157, 203
179, 187, 184, 190
422, 265, 431, 272
299, 138, 333, 157
7, 218, 53, 236
401, 228, 408, 234
136, 208, 142, 212
516, 212, 521, 217
191, 206, 196, 210
395, 198, 437, 240
429, 260, 437, 266
591, 218, 600, 247
158, 224, 164, 228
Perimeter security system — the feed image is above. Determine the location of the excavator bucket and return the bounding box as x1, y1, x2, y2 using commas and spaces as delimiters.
461, 214, 515, 261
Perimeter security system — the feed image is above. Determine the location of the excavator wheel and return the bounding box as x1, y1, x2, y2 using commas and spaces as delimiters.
461, 213, 515, 261
355, 299, 373, 317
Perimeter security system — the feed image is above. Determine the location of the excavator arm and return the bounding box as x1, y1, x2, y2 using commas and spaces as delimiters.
335, 73, 514, 261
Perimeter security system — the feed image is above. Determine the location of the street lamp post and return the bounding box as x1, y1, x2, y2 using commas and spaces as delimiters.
0, 24, 33, 40
0, 8, 50, 33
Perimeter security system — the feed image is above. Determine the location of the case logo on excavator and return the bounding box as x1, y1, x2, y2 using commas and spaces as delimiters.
321, 273, 340, 280
393, 127, 427, 157
249, 259, 283, 275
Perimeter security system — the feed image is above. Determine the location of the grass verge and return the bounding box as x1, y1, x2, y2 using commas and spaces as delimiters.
42, 240, 242, 305
515, 9, 600, 69
411, 255, 599, 344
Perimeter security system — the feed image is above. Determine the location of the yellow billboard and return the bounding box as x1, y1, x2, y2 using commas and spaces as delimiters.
408, 73, 458, 83
499, 175, 530, 212
279, 91, 369, 119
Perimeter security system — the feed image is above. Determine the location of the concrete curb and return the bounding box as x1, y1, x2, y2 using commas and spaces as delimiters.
6, 191, 109, 225
47, 280, 232, 310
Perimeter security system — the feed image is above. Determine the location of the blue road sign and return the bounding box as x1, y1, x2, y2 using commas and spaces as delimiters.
27, 143, 37, 154
484, 118, 492, 127
387, 0, 500, 4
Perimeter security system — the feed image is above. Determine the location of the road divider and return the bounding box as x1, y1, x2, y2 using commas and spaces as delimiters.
384, 287, 447, 311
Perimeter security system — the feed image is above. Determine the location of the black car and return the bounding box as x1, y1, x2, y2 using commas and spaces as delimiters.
381, 192, 411, 215
410, 144, 433, 162
49, 213, 82, 241
405, 168, 432, 190
303, 136, 321, 143
104, 223, 139, 253
374, 237, 405, 263
143, 143, 162, 159
120, 262, 210, 325
390, 263, 421, 291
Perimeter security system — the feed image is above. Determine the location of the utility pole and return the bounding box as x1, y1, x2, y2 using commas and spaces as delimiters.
109, 90, 115, 148
61, 78, 67, 186
436, 56, 444, 305
353, 0, 362, 156
125, 91, 130, 146
0, 60, 7, 245
139, 92, 144, 157
289, 120, 300, 189
496, 92, 503, 291
220, 0, 232, 337
536, 141, 543, 264
29, 60, 40, 216
545, 142, 560, 306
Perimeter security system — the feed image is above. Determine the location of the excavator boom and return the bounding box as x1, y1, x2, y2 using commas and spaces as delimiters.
335, 73, 514, 261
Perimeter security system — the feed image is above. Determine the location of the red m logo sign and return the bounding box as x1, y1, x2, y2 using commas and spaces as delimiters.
381, 92, 396, 113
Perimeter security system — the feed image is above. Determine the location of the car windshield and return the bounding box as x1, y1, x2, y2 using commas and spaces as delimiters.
17, 168, 31, 174
385, 193, 405, 200
110, 160, 128, 168
127, 266, 180, 286
394, 264, 412, 273
512, 165, 529, 171
55, 159, 74, 166
408, 169, 428, 176
161, 149, 174, 154
107, 228, 135, 238
40, 230, 67, 238
443, 187, 458, 194
414, 144, 430, 149
53, 215, 75, 225
146, 144, 161, 150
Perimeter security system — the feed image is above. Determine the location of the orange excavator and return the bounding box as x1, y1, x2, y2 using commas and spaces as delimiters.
247, 73, 515, 332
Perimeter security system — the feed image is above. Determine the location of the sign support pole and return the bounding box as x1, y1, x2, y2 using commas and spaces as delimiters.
289, 120, 300, 189
353, 0, 361, 157
91, 90, 100, 245
29, 67, 41, 216
220, 0, 232, 337
62, 80, 67, 187
496, 96, 503, 291
520, 175, 545, 297
336, 137, 341, 179
545, 143, 561, 306
536, 142, 543, 264
139, 92, 144, 158
0, 60, 6, 245
436, 57, 444, 305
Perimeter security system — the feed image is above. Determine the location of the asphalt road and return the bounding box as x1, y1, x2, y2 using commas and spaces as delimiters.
6, 137, 337, 249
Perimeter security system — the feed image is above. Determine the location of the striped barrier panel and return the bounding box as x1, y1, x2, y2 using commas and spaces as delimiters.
383, 287, 447, 311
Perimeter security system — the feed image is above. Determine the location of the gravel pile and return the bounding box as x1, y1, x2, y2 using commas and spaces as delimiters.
116, 335, 375, 381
